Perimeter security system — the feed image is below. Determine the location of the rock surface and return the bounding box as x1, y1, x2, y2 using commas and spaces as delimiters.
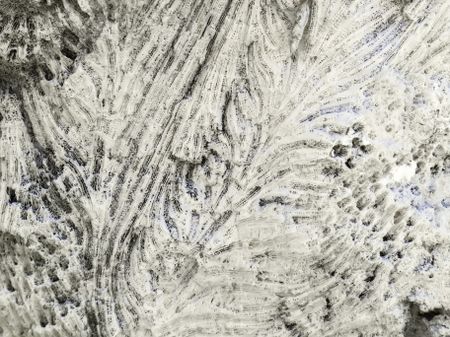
1, 0, 450, 336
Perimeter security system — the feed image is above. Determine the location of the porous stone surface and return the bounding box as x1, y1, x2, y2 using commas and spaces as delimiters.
0, 1, 449, 336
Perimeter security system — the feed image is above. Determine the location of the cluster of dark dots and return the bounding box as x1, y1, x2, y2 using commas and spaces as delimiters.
329, 122, 373, 170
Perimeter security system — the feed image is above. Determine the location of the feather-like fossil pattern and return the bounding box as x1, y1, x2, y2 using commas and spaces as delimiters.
1, 0, 450, 336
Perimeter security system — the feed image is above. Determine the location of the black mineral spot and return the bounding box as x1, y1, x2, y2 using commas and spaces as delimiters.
6, 280, 15, 292
54, 287, 68, 305
62, 28, 80, 45
7, 49, 17, 60
185, 179, 198, 199
404, 302, 444, 337
416, 161, 425, 173
284, 321, 297, 331
259, 197, 287, 207
61, 47, 77, 60
342, 180, 351, 187
20, 210, 28, 220
45, 154, 63, 178
86, 308, 100, 337
352, 122, 364, 132
49, 186, 72, 214
352, 137, 362, 148
345, 158, 355, 169
364, 274, 375, 283
360, 144, 373, 154
410, 186, 420, 195
6, 187, 18, 204
420, 308, 443, 321
394, 209, 406, 224
358, 290, 368, 299
322, 166, 342, 178
31, 251, 46, 267
40, 316, 48, 328
382, 234, 394, 241
443, 156, 450, 173
24, 263, 33, 276
331, 144, 348, 157
48, 270, 59, 283
41, 64, 55, 81
59, 256, 69, 270
430, 164, 439, 175
80, 253, 93, 270
63, 177, 73, 191
404, 236, 414, 243
26, 17, 35, 32
356, 198, 367, 210
84, 38, 94, 53
70, 297, 81, 308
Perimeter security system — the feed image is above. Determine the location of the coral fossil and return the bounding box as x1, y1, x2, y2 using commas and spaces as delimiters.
0, 0, 450, 336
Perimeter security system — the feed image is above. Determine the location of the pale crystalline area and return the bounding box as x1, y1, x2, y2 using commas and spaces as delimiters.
0, 0, 450, 337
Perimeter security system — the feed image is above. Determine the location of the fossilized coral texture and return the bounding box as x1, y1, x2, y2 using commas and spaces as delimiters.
1, 0, 450, 336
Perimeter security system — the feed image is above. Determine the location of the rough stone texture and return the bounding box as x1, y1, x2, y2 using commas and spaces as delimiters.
0, 0, 450, 336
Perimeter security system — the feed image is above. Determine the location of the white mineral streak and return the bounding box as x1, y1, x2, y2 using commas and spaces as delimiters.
0, 0, 450, 336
